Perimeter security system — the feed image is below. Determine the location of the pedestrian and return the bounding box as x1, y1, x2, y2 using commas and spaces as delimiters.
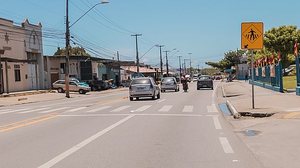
245, 73, 248, 82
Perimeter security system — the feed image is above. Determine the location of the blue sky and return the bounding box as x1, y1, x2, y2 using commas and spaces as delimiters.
1, 0, 300, 68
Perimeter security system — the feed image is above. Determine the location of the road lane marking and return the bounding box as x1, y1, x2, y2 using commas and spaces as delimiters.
58, 114, 203, 117
207, 104, 218, 113
212, 116, 222, 129
0, 108, 30, 115
39, 107, 70, 114
65, 107, 87, 113
182, 105, 193, 112
131, 105, 152, 112
0, 114, 58, 132
86, 106, 111, 113
157, 99, 166, 103
110, 105, 130, 112
219, 137, 234, 154
19, 107, 50, 114
38, 114, 135, 168
158, 105, 172, 112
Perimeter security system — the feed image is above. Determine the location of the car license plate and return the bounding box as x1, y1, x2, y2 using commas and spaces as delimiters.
137, 87, 145, 91
203, 85, 207, 87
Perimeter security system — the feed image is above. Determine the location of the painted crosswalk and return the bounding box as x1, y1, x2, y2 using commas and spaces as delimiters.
110, 106, 131, 112
86, 106, 111, 113
182, 106, 193, 112
0, 104, 219, 115
158, 105, 173, 112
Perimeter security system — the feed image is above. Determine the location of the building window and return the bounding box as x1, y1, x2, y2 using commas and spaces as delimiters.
33, 35, 36, 44
60, 63, 66, 74
14, 65, 21, 82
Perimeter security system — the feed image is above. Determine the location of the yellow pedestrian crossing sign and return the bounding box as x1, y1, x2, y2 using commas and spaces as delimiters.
241, 22, 264, 50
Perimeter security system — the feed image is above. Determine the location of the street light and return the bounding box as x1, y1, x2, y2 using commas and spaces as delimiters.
65, 0, 109, 98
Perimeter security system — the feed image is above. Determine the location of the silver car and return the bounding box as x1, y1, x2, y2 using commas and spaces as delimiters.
52, 80, 91, 94
161, 77, 179, 92
129, 77, 160, 101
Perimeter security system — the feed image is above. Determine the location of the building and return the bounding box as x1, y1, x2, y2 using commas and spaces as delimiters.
0, 18, 44, 93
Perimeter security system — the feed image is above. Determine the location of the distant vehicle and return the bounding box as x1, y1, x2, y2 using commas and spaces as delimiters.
87, 80, 109, 91
52, 80, 91, 94
129, 77, 160, 101
197, 75, 213, 90
161, 77, 179, 92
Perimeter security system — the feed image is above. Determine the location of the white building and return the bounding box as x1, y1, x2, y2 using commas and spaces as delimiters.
0, 18, 44, 93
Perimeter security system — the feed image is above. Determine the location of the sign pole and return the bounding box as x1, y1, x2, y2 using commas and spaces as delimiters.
251, 49, 255, 109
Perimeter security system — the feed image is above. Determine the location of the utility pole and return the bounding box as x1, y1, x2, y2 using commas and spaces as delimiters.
178, 56, 182, 77
164, 51, 170, 77
156, 45, 164, 78
131, 34, 142, 73
197, 64, 200, 74
65, 0, 70, 98
188, 53, 192, 75
117, 51, 120, 87
0, 49, 4, 94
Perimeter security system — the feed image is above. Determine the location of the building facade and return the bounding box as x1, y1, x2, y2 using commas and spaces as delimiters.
0, 18, 44, 93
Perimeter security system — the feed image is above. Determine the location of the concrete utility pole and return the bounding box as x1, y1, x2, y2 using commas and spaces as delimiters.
164, 51, 170, 77
178, 56, 182, 77
65, 0, 71, 98
188, 53, 192, 75
131, 34, 142, 73
117, 51, 121, 86
156, 45, 164, 77
0, 49, 4, 94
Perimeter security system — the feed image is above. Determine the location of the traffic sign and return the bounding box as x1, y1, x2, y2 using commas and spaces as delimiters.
241, 22, 264, 50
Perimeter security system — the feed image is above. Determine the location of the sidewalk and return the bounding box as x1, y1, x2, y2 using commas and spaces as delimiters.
218, 80, 300, 168
0, 88, 128, 107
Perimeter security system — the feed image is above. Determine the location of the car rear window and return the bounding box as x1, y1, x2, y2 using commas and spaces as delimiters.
200, 76, 211, 80
131, 79, 151, 85
162, 78, 174, 83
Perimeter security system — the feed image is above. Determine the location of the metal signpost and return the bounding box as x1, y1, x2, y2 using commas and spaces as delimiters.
241, 22, 264, 109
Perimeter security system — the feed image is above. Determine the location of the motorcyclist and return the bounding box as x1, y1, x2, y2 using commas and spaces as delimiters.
181, 75, 188, 92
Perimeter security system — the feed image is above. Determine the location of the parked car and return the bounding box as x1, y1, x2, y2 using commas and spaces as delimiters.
197, 75, 213, 90
161, 77, 179, 92
70, 78, 89, 87
87, 80, 109, 91
129, 77, 160, 101
52, 80, 91, 94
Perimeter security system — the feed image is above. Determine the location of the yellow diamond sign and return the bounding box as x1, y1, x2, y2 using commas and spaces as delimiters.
241, 22, 264, 50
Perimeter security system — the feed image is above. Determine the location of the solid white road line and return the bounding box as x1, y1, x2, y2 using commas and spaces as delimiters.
133, 105, 152, 112
182, 105, 193, 112
86, 106, 111, 113
212, 116, 222, 130
219, 137, 234, 154
65, 107, 87, 113
38, 115, 135, 168
110, 105, 130, 112
19, 108, 50, 114
39, 107, 70, 114
158, 105, 172, 112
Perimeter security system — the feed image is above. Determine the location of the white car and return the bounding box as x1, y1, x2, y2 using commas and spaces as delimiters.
52, 80, 91, 94
129, 77, 160, 101
161, 77, 179, 92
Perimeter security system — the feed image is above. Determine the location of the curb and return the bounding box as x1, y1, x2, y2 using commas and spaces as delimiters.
221, 85, 226, 98
226, 100, 241, 119
0, 90, 52, 98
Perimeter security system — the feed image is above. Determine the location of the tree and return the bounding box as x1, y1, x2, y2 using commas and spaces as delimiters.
54, 47, 90, 57
206, 50, 246, 71
264, 25, 300, 67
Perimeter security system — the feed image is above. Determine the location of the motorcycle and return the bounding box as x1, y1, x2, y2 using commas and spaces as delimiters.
182, 82, 188, 92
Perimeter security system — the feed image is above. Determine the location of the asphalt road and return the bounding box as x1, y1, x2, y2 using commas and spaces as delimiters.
0, 81, 263, 168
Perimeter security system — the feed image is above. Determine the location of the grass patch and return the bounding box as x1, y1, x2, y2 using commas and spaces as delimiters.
283, 75, 296, 90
